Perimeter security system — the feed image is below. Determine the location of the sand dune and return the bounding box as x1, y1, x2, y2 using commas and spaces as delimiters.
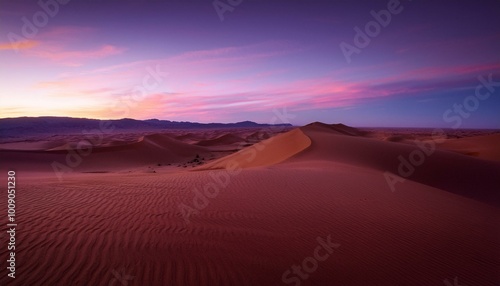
174, 133, 205, 144
195, 128, 311, 170
197, 123, 500, 206
244, 130, 272, 142
0, 140, 68, 151
291, 123, 500, 206
305, 122, 368, 136
194, 133, 247, 147
0, 123, 498, 285
0, 133, 211, 172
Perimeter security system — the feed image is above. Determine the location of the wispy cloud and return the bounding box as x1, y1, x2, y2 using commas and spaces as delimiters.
24, 35, 500, 122
4, 26, 124, 66
0, 40, 38, 50
26, 44, 124, 66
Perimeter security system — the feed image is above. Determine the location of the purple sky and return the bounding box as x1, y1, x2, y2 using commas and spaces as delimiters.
1, 0, 499, 128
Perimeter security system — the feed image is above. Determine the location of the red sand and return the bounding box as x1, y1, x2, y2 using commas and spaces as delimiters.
0, 124, 499, 285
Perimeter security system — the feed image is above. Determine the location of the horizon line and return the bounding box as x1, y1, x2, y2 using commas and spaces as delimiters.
1, 116, 499, 130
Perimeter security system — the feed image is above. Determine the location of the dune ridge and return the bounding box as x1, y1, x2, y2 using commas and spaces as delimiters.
195, 123, 500, 205
294, 123, 500, 205
195, 128, 311, 170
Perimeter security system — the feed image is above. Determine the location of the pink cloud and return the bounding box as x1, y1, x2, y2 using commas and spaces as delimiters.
15, 26, 124, 66
28, 36, 500, 121
78, 41, 298, 79
408, 62, 500, 78
26, 44, 124, 66
0, 40, 38, 50
377, 62, 500, 85
40, 26, 95, 39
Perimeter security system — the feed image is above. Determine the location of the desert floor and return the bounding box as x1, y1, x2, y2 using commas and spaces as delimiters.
1, 123, 499, 285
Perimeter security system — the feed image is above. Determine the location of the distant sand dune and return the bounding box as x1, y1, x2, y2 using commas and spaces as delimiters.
244, 130, 272, 142
0, 140, 68, 151
0, 134, 210, 172
437, 133, 500, 162
194, 133, 246, 147
304, 122, 368, 136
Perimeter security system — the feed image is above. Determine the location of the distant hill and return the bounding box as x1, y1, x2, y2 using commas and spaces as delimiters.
0, 117, 293, 140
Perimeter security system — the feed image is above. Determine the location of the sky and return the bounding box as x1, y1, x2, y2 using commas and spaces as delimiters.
1, 0, 499, 128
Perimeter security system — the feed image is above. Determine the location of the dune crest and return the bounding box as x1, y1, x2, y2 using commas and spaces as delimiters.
304, 122, 368, 136
195, 128, 311, 170
195, 122, 500, 205
295, 123, 500, 205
